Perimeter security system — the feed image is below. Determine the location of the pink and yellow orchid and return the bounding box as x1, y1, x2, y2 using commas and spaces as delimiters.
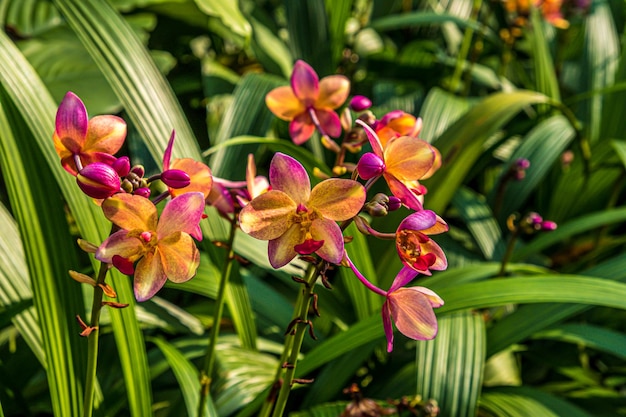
265, 60, 350, 145
357, 120, 437, 211
382, 267, 444, 352
396, 210, 448, 275
162, 131, 213, 198
239, 152, 365, 268
95, 192, 205, 301
53, 92, 127, 175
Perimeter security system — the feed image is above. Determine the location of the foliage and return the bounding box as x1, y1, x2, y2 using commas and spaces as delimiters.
1, 0, 626, 416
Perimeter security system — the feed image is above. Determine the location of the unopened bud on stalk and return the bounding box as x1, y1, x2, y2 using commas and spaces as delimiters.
134, 187, 151, 198
161, 169, 191, 189
357, 152, 385, 179
349, 95, 372, 112
76, 162, 121, 199
112, 156, 130, 177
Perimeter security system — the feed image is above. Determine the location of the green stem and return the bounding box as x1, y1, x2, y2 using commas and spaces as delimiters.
197, 218, 238, 416
258, 262, 320, 417
498, 228, 519, 277
82, 261, 108, 417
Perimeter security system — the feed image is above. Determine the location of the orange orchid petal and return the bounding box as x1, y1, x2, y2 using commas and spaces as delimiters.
310, 218, 344, 264
315, 75, 350, 109
169, 158, 213, 198
83, 115, 126, 155
95, 229, 144, 263
265, 86, 306, 121
268, 223, 302, 268
384, 136, 435, 181
134, 250, 168, 302
289, 113, 316, 145
238, 190, 296, 240
386, 176, 425, 211
54, 92, 88, 153
158, 232, 200, 283
309, 179, 365, 221
314, 109, 342, 138
158, 192, 205, 241
269, 153, 311, 204
388, 287, 439, 341
102, 193, 158, 232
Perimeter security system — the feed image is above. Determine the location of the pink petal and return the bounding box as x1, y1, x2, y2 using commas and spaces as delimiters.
268, 223, 302, 268
309, 179, 366, 221
162, 130, 175, 170
314, 109, 342, 138
291, 60, 319, 105
386, 176, 424, 211
83, 115, 126, 156
315, 75, 350, 109
265, 86, 306, 120
356, 119, 383, 157
383, 136, 435, 182
289, 113, 316, 145
269, 153, 310, 204
388, 288, 439, 341
95, 229, 144, 263
55, 92, 88, 152
388, 266, 420, 293
158, 232, 200, 283
133, 250, 168, 301
413, 286, 445, 308
157, 192, 205, 241
398, 210, 437, 232
420, 240, 448, 271
238, 190, 296, 240
382, 300, 394, 352
102, 193, 158, 232
206, 182, 235, 216
310, 218, 344, 264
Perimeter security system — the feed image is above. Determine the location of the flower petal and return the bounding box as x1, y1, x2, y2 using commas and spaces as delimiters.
162, 130, 175, 170
83, 115, 126, 155
207, 182, 235, 216
95, 229, 144, 263
356, 119, 383, 157
413, 286, 445, 308
157, 192, 205, 241
420, 240, 448, 271
315, 75, 350, 109
158, 232, 200, 283
169, 158, 213, 198
386, 176, 424, 211
382, 300, 395, 352
134, 250, 167, 302
269, 153, 310, 204
268, 223, 302, 268
239, 190, 296, 240
309, 179, 365, 221
102, 193, 157, 232
314, 109, 342, 138
398, 210, 437, 232
388, 266, 420, 293
384, 136, 435, 181
289, 113, 316, 145
310, 218, 344, 264
388, 288, 439, 341
55, 92, 88, 153
265, 86, 306, 120
291, 60, 319, 105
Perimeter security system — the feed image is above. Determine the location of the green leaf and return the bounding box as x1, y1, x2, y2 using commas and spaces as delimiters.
416, 311, 485, 417
419, 87, 473, 143
249, 18, 292, 78
533, 323, 626, 360
611, 140, 626, 169
193, 0, 251, 40
224, 261, 257, 350
529, 9, 560, 102
324, 0, 353, 65
0, 0, 62, 37
150, 337, 218, 417
425, 90, 550, 213
480, 386, 592, 417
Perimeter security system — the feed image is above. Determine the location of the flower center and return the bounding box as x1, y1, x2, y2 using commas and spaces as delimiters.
396, 230, 436, 271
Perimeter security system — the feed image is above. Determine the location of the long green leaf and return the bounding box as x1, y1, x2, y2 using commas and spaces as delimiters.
425, 90, 550, 213
533, 323, 626, 360
529, 9, 560, 102
480, 386, 591, 417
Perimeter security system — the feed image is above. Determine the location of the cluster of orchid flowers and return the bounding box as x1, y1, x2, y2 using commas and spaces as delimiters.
55, 59, 450, 352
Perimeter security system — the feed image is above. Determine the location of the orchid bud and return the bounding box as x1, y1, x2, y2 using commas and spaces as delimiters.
541, 220, 557, 231
161, 169, 191, 189
357, 152, 385, 179
130, 165, 145, 177
76, 162, 121, 199
349, 95, 372, 112
387, 196, 402, 212
134, 187, 151, 198
340, 107, 352, 131
113, 156, 131, 177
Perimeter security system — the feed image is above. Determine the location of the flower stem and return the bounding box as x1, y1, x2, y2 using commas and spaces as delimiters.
258, 262, 320, 417
498, 227, 519, 277
197, 217, 237, 416
82, 261, 109, 417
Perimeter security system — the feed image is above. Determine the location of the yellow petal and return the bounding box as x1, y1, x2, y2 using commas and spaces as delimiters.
309, 179, 365, 221
158, 232, 200, 283
265, 86, 306, 121
239, 190, 296, 239
102, 193, 158, 232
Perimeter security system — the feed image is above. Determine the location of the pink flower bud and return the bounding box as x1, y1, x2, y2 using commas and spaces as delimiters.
387, 196, 402, 212
541, 220, 557, 231
113, 156, 131, 177
76, 162, 121, 199
131, 165, 145, 177
357, 152, 385, 180
350, 95, 372, 112
515, 158, 530, 169
161, 169, 191, 189
134, 187, 151, 198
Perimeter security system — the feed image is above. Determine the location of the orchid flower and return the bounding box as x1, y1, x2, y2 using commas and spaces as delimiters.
265, 60, 350, 144
396, 210, 448, 275
95, 192, 205, 301
239, 152, 365, 268
382, 267, 444, 352
356, 120, 437, 211
53, 92, 126, 175
162, 131, 213, 198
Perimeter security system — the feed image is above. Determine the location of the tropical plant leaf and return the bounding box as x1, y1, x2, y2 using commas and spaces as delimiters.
480, 386, 591, 417
193, 0, 251, 40
533, 323, 626, 360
